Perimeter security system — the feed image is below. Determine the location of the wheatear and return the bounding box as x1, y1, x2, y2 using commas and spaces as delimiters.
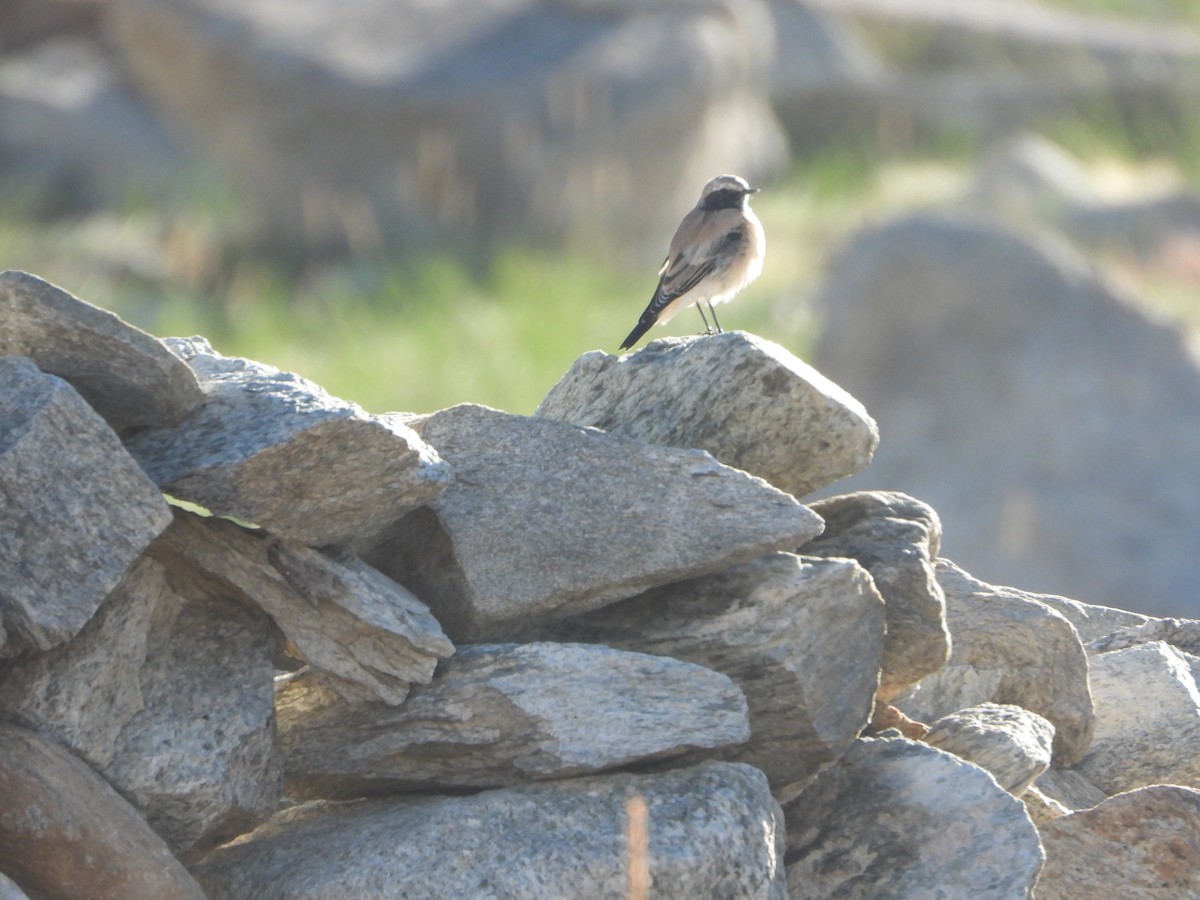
619, 174, 765, 350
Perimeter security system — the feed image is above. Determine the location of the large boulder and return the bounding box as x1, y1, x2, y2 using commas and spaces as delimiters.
192, 762, 787, 899
363, 403, 824, 641
0, 355, 171, 652
812, 213, 1200, 618
103, 0, 786, 254
536, 332, 878, 499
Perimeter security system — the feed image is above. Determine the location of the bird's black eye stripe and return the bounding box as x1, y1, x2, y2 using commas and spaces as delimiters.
700, 188, 747, 212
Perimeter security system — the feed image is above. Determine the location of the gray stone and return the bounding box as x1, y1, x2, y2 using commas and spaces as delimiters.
1037, 785, 1200, 899
0, 270, 202, 431
1076, 641, 1200, 796
812, 212, 1200, 619
1086, 615, 1200, 656
0, 723, 207, 900
535, 552, 884, 800
536, 332, 878, 499
896, 559, 1094, 766
363, 404, 824, 642
152, 509, 452, 705
1035, 768, 1107, 813
1033, 593, 1151, 644
124, 337, 449, 546
0, 555, 282, 855
0, 355, 172, 652
783, 737, 1043, 899
193, 762, 786, 899
967, 132, 1097, 220
0, 873, 28, 900
278, 642, 749, 798
925, 702, 1054, 795
1021, 785, 1071, 827
803, 490, 949, 699
105, 0, 785, 254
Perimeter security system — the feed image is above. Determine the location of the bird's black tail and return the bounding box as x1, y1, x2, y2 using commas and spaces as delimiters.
619, 315, 656, 351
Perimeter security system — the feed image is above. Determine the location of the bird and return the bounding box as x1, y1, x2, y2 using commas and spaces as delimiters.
619, 174, 765, 351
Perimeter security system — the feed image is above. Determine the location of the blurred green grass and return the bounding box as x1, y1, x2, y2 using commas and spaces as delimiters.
3, 96, 1199, 416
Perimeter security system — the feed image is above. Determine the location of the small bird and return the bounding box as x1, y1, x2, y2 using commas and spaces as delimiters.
619, 174, 765, 350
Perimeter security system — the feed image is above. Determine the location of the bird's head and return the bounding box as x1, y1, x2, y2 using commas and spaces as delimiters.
698, 174, 758, 211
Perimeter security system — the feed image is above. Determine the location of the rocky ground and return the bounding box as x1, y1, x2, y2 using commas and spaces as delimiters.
3, 269, 1200, 898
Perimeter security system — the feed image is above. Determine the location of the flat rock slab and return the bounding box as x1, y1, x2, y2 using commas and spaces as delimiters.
0, 270, 203, 432
278, 642, 749, 797
1037, 785, 1200, 898
1076, 640, 1200, 795
804, 490, 950, 699
0, 555, 282, 855
536, 552, 884, 800
897, 559, 1094, 766
783, 737, 1044, 899
124, 337, 449, 546
152, 509, 452, 705
0, 356, 172, 652
537, 332, 878, 498
925, 702, 1054, 795
192, 761, 787, 900
364, 403, 825, 641
0, 723, 206, 900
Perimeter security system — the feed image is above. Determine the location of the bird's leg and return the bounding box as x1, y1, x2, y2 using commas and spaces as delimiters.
707, 301, 723, 334
695, 303, 714, 335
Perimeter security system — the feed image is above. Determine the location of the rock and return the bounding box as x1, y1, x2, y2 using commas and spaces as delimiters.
896, 560, 1093, 766
534, 552, 885, 800
536, 332, 878, 499
783, 737, 1043, 899
1085, 615, 1200, 656
1032, 592, 1151, 644
151, 509, 452, 705
0, 39, 190, 218
124, 337, 449, 546
766, 0, 886, 148
924, 702, 1054, 795
803, 490, 949, 699
192, 761, 786, 900
1061, 192, 1200, 256
0, 271, 203, 432
104, 0, 786, 254
1037, 785, 1200, 899
1075, 641, 1200, 795
278, 642, 749, 798
967, 132, 1097, 219
0, 873, 28, 900
812, 212, 1200, 618
1021, 786, 1070, 826
363, 404, 824, 642
0, 555, 282, 855
0, 355, 172, 652
1035, 768, 1107, 813
0, 723, 206, 900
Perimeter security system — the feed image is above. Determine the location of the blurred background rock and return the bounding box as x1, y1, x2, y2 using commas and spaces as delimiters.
2, 0, 1200, 617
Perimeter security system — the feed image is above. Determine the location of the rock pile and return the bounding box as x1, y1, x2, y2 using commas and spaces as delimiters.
3, 268, 1200, 898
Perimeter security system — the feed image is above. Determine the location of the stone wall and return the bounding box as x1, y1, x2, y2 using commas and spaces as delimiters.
2, 269, 1198, 898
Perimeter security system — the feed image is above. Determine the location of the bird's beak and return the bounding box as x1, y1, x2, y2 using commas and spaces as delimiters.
746, 187, 760, 194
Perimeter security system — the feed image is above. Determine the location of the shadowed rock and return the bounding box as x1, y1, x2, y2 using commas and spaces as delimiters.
0, 355, 171, 652
925, 702, 1054, 795
0, 555, 282, 855
192, 762, 786, 900
534, 552, 884, 800
0, 723, 207, 900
